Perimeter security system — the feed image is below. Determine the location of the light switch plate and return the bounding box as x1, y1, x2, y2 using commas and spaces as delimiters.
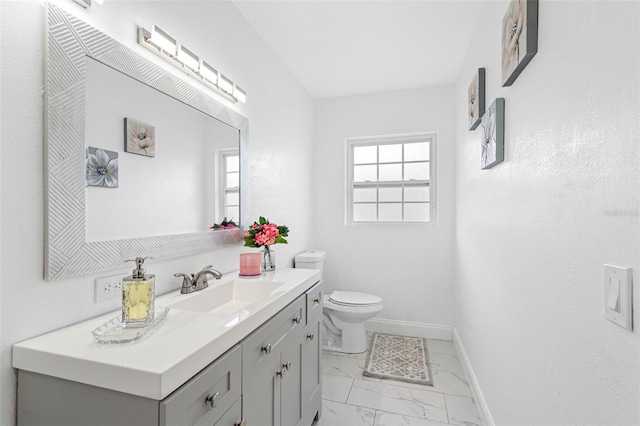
604, 264, 633, 331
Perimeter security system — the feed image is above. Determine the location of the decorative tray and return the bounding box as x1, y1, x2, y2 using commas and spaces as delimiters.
92, 306, 169, 344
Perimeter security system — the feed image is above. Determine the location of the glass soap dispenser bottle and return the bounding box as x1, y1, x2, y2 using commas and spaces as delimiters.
122, 257, 155, 328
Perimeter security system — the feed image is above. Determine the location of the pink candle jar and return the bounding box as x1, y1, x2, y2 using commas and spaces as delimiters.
239, 253, 262, 277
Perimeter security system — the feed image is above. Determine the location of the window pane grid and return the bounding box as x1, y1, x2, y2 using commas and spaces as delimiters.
348, 136, 434, 224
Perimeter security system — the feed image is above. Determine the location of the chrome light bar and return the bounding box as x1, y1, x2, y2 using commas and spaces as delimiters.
137, 26, 246, 104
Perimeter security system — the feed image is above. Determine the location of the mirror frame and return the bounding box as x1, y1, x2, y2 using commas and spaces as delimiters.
44, 4, 249, 280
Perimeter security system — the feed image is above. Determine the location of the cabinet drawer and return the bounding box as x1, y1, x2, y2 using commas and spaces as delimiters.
212, 398, 243, 426
161, 345, 241, 426
305, 281, 323, 321
242, 295, 306, 390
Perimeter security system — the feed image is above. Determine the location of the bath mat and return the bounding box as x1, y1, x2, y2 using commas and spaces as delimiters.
363, 333, 433, 386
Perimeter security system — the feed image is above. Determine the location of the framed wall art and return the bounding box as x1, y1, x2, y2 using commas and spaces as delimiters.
468, 68, 485, 130
481, 98, 505, 170
124, 117, 155, 157
86, 147, 119, 188
502, 0, 538, 87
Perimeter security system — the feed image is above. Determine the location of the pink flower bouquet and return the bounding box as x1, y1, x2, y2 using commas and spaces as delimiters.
243, 217, 289, 248
209, 217, 237, 230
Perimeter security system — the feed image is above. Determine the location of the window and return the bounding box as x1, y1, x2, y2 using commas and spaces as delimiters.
219, 150, 240, 221
346, 133, 436, 224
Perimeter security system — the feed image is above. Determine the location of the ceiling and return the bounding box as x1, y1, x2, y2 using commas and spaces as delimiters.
233, 0, 486, 99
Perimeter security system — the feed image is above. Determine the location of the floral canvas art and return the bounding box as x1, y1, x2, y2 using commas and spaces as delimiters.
86, 147, 118, 188
480, 98, 505, 170
502, 0, 538, 87
468, 68, 485, 130
125, 117, 155, 157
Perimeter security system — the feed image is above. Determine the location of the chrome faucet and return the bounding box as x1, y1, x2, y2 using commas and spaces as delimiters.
175, 265, 223, 294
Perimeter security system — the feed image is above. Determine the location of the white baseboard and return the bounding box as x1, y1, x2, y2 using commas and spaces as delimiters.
364, 318, 453, 341
452, 328, 494, 426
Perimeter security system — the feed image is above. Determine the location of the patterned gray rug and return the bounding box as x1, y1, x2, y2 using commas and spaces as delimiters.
363, 333, 433, 386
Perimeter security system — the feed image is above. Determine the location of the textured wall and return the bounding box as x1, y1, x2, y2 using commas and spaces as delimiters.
0, 1, 314, 423
314, 86, 456, 328
454, 1, 640, 424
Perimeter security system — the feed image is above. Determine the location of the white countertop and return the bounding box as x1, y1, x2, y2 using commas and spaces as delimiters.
12, 268, 320, 400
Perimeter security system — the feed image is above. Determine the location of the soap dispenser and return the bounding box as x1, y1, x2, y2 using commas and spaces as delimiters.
122, 257, 155, 328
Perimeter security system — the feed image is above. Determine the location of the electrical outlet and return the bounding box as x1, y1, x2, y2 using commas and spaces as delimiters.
94, 274, 124, 303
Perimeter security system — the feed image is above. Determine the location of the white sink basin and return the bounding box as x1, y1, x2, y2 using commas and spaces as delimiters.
168, 278, 286, 315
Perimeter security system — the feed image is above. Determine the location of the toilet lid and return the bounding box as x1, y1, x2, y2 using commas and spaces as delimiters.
329, 291, 382, 306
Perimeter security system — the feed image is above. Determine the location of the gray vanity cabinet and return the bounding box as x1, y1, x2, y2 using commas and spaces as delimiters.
16, 280, 322, 426
242, 282, 323, 426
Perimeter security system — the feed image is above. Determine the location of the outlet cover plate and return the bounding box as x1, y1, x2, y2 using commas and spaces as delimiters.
94, 273, 124, 303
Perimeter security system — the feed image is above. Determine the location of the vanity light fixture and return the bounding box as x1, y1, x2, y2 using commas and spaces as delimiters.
218, 74, 234, 95
147, 26, 177, 56
137, 26, 246, 103
234, 86, 247, 103
200, 62, 219, 85
177, 45, 199, 72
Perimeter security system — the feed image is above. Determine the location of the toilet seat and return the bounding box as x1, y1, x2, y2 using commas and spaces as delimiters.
329, 291, 382, 307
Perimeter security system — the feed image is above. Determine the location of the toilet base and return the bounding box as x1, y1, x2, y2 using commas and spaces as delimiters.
322, 319, 369, 354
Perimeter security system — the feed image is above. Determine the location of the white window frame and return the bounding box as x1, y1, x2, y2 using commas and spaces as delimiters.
217, 148, 240, 222
345, 132, 437, 226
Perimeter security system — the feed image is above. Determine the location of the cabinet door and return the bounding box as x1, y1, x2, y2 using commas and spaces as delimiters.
243, 297, 306, 392
301, 316, 322, 424
243, 371, 279, 426
279, 333, 304, 426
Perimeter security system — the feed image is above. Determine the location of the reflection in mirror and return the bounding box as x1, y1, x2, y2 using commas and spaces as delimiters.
44, 4, 248, 279
85, 58, 240, 241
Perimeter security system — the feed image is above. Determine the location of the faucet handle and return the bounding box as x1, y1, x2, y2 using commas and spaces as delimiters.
175, 273, 194, 294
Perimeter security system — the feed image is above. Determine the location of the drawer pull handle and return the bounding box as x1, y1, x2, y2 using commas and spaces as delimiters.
292, 315, 302, 325
313, 293, 321, 305
261, 344, 272, 354
307, 333, 315, 340
234, 420, 246, 426
205, 392, 220, 409
285, 361, 292, 371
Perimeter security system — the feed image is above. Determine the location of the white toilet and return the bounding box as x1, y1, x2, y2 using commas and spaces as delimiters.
295, 250, 383, 354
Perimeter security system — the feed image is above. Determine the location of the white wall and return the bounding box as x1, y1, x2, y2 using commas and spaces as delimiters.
314, 86, 456, 332
0, 1, 314, 423
454, 1, 640, 424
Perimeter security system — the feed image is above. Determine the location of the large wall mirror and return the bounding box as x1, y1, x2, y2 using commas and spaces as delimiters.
44, 4, 249, 280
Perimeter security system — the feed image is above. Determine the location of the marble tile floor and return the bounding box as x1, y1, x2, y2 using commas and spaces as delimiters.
313, 338, 482, 426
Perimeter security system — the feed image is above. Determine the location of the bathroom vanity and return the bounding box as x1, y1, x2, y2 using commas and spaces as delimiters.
13, 268, 322, 426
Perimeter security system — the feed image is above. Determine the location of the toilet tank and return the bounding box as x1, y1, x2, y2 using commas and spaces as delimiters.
295, 250, 325, 280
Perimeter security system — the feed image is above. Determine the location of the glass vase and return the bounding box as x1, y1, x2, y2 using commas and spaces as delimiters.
261, 246, 276, 271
